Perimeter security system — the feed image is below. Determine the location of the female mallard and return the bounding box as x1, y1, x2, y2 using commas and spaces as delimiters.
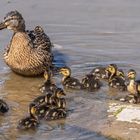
0, 11, 53, 76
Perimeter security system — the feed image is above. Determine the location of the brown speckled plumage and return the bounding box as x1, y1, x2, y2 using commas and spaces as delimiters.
0, 11, 53, 76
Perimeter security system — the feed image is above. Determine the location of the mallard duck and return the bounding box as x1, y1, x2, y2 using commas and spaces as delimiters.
45, 108, 67, 121
106, 64, 126, 91
81, 74, 101, 91
127, 69, 140, 95
90, 66, 108, 79
34, 89, 66, 118
17, 103, 39, 130
33, 88, 65, 107
0, 99, 9, 113
40, 69, 57, 94
59, 66, 82, 89
120, 69, 140, 103
0, 11, 53, 76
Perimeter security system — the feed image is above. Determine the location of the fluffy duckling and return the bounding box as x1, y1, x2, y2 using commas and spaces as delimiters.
59, 66, 82, 89
0, 99, 9, 114
33, 89, 66, 119
106, 64, 126, 91
45, 108, 67, 121
127, 69, 140, 95
33, 88, 65, 107
17, 103, 39, 130
81, 74, 101, 91
40, 70, 57, 94
90, 66, 108, 79
121, 69, 140, 103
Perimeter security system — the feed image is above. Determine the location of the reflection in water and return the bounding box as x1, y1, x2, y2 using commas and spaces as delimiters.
53, 49, 69, 67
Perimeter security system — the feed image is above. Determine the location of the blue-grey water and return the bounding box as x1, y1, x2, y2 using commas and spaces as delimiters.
0, 0, 140, 139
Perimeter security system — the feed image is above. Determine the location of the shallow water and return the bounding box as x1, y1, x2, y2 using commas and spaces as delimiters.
0, 0, 140, 139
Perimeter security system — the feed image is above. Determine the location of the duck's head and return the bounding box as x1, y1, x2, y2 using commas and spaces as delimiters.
127, 69, 136, 80
106, 64, 118, 76
54, 88, 66, 98
59, 66, 71, 77
0, 10, 25, 32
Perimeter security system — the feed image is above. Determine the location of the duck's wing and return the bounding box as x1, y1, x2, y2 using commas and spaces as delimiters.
26, 26, 54, 67
27, 26, 53, 52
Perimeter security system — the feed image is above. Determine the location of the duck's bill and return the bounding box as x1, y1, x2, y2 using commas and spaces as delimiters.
0, 22, 6, 30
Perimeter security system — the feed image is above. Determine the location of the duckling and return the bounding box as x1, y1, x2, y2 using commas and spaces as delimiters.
90, 66, 108, 79
45, 108, 67, 121
34, 89, 66, 118
40, 69, 57, 94
0, 99, 9, 113
90, 66, 125, 80
81, 74, 101, 91
0, 11, 53, 76
59, 66, 82, 89
33, 88, 65, 107
106, 64, 126, 91
17, 103, 39, 130
121, 69, 140, 103
127, 69, 140, 94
